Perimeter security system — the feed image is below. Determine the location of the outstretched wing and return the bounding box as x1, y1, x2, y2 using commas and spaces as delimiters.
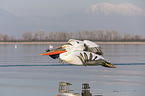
83, 40, 103, 56
77, 51, 116, 68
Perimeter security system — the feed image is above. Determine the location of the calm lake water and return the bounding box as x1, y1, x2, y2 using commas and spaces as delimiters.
0, 44, 145, 96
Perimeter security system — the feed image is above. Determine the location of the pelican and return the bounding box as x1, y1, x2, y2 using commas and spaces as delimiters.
41, 39, 116, 68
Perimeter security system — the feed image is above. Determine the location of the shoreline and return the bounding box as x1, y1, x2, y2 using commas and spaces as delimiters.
0, 41, 145, 44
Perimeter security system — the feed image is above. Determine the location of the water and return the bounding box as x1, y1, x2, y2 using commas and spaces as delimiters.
0, 44, 145, 96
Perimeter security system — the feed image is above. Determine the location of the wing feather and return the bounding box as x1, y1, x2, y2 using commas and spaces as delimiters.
77, 51, 116, 68
84, 40, 103, 55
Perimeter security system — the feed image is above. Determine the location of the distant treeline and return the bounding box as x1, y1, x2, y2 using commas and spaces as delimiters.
0, 30, 145, 42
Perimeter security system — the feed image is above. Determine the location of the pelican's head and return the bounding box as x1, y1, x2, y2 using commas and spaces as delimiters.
41, 39, 85, 58
68, 39, 85, 51
41, 46, 67, 56
62, 44, 73, 51
41, 42, 76, 57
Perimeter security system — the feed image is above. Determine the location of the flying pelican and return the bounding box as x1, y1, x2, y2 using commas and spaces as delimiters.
41, 39, 116, 68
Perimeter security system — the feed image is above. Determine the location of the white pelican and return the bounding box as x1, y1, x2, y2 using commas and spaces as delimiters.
49, 44, 53, 49
41, 39, 116, 68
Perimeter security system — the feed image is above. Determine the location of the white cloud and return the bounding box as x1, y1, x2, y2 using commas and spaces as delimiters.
90, 3, 145, 16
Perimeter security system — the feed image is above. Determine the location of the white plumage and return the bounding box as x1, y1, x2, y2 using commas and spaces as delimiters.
41, 39, 116, 68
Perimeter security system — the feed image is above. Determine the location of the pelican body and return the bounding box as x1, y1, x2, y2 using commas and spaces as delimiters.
41, 39, 116, 68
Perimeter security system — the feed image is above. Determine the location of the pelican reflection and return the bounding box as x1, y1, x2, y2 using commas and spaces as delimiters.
56, 82, 103, 96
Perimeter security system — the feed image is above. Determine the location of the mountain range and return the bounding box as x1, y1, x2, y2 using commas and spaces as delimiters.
0, 3, 145, 38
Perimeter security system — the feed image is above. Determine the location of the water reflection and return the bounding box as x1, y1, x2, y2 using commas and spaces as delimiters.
57, 82, 103, 96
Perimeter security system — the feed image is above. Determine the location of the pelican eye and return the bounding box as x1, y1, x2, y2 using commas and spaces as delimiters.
63, 46, 66, 48
77, 41, 79, 44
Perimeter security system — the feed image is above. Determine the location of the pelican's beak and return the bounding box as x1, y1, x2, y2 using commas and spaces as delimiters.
41, 48, 67, 56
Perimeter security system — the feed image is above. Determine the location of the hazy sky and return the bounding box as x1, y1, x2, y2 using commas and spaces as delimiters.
0, 0, 145, 37
0, 0, 145, 17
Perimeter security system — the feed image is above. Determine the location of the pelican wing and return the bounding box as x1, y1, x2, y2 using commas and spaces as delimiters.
77, 51, 116, 68
84, 40, 103, 55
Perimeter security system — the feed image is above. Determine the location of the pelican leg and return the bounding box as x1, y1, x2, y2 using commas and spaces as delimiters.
101, 60, 116, 68
59, 58, 65, 64
59, 58, 61, 62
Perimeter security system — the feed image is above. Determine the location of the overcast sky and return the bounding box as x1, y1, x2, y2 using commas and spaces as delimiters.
0, 0, 145, 37
0, 0, 145, 17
